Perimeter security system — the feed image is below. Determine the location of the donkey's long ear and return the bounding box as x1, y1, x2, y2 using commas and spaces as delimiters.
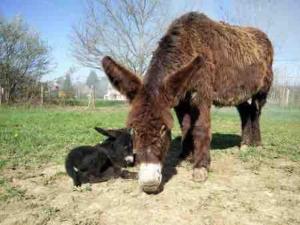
163, 56, 204, 106
102, 56, 142, 102
94, 127, 128, 139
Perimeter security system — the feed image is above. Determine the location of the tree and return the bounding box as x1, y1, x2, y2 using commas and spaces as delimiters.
71, 0, 167, 75
97, 76, 109, 98
62, 74, 73, 92
61, 67, 76, 98
86, 70, 108, 98
0, 16, 51, 103
86, 70, 99, 88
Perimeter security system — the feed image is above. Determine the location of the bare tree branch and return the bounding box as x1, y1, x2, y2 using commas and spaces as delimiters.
71, 0, 167, 75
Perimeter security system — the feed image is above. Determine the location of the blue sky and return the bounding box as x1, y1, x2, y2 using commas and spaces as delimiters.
1, 0, 87, 81
1, 0, 300, 83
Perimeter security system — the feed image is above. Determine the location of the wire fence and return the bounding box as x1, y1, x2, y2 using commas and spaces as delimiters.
1, 76, 300, 107
269, 85, 300, 107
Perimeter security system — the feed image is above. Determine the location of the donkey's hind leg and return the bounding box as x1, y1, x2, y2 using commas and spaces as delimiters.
237, 91, 268, 147
250, 91, 268, 146
237, 101, 253, 147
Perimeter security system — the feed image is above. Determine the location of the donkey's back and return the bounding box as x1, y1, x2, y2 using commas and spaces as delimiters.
149, 12, 273, 106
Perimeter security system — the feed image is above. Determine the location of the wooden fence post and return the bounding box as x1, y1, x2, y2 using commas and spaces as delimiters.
285, 88, 290, 106
48, 87, 51, 102
40, 84, 44, 105
87, 85, 95, 109
92, 85, 96, 108
0, 86, 2, 106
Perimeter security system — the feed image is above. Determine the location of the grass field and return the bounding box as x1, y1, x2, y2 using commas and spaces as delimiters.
0, 104, 300, 224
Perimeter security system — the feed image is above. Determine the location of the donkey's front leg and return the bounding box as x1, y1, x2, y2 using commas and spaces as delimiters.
192, 104, 211, 182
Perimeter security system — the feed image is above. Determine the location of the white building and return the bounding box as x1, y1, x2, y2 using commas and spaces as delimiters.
104, 84, 126, 101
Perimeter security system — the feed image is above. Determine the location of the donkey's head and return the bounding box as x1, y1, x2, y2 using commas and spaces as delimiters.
102, 56, 203, 193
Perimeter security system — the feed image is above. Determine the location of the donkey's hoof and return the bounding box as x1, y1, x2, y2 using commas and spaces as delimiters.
193, 167, 208, 182
240, 144, 249, 151
256, 145, 263, 150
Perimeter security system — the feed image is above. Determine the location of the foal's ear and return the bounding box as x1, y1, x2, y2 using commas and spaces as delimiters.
94, 127, 128, 139
163, 56, 204, 106
102, 56, 142, 102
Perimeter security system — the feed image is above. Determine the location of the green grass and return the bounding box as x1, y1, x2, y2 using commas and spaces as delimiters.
70, 99, 126, 107
0, 105, 128, 169
212, 106, 300, 161
46, 98, 126, 107
0, 105, 299, 171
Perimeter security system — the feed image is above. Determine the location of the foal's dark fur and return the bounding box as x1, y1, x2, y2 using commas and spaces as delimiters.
65, 127, 135, 186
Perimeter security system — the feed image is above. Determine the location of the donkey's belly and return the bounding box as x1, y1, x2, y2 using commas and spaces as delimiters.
212, 87, 254, 106
211, 64, 266, 106
212, 78, 264, 106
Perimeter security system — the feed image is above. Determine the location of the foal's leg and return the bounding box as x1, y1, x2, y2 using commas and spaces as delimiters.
192, 104, 211, 182
250, 91, 268, 146
236, 101, 252, 147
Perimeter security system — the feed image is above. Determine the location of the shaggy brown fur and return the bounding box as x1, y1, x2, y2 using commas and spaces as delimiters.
101, 12, 273, 186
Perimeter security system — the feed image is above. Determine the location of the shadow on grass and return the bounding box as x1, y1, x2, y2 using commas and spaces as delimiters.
211, 133, 241, 150
161, 132, 240, 188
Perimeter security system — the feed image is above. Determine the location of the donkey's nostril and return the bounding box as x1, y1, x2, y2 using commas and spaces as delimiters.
138, 163, 162, 193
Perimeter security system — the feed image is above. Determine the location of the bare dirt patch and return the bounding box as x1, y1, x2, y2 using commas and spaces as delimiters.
1, 150, 300, 225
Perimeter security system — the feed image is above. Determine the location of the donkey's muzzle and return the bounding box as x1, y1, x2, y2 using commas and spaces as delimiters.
138, 163, 162, 193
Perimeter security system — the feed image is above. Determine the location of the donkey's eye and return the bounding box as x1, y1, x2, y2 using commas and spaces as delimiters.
129, 128, 134, 136
160, 125, 167, 136
132, 129, 138, 137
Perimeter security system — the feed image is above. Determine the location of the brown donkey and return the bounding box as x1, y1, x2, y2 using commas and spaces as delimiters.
101, 12, 273, 193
